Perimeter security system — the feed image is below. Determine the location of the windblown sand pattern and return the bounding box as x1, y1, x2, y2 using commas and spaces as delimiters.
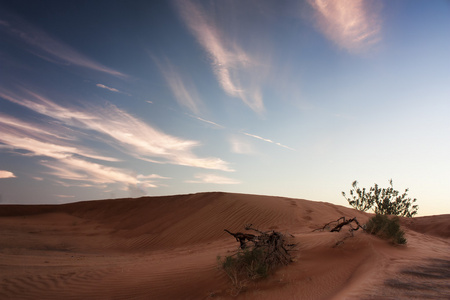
0, 192, 449, 299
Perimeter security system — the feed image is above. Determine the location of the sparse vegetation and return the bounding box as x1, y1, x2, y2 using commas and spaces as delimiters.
217, 247, 269, 294
315, 214, 408, 245
342, 179, 418, 217
365, 214, 407, 244
218, 225, 295, 295
341, 180, 413, 244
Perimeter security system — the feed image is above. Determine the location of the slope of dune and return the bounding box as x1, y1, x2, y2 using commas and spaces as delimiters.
0, 192, 449, 299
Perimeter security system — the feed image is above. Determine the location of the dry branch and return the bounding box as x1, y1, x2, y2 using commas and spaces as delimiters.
224, 224, 296, 267
314, 217, 365, 235
224, 229, 256, 249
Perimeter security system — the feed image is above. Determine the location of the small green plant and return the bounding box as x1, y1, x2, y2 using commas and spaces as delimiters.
217, 248, 269, 295
219, 226, 295, 295
219, 247, 269, 280
365, 214, 407, 244
342, 179, 418, 217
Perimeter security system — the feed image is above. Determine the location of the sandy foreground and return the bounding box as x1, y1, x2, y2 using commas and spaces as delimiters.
0, 192, 449, 299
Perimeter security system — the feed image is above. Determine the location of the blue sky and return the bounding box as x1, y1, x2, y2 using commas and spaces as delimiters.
0, 0, 449, 216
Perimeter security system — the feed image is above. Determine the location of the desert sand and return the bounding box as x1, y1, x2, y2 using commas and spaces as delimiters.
0, 192, 449, 299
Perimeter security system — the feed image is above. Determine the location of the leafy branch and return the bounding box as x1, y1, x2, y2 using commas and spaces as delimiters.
342, 179, 418, 217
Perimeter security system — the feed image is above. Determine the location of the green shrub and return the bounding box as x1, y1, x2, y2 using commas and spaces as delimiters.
365, 214, 407, 244
219, 247, 269, 282
342, 179, 418, 217
220, 227, 295, 295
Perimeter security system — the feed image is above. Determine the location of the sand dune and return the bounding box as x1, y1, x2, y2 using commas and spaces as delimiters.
0, 192, 449, 299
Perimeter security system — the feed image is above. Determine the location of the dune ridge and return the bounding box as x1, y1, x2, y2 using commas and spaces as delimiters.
1, 192, 449, 299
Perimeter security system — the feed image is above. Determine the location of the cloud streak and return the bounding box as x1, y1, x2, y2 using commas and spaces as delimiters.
44, 157, 139, 185
307, 0, 382, 53
229, 135, 255, 155
0, 119, 144, 187
0, 131, 117, 163
55, 195, 75, 198
0, 87, 233, 174
242, 132, 295, 151
189, 114, 224, 129
96, 83, 132, 96
0, 170, 16, 179
186, 173, 240, 185
96, 84, 120, 93
173, 0, 265, 114
154, 57, 202, 114
0, 11, 126, 77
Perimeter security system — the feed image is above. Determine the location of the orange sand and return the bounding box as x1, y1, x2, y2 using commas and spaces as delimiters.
0, 192, 449, 299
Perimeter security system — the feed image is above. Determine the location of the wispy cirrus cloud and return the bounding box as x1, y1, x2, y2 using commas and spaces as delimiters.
0, 113, 74, 141
307, 0, 382, 53
173, 0, 265, 114
0, 138, 138, 186
96, 84, 120, 93
229, 135, 255, 155
137, 174, 170, 180
0, 118, 144, 187
188, 114, 224, 129
0, 112, 172, 190
186, 173, 240, 185
0, 113, 118, 162
154, 57, 202, 114
55, 194, 75, 198
0, 86, 233, 173
0, 170, 16, 179
137, 174, 171, 188
0, 89, 95, 121
0, 11, 126, 77
96, 83, 131, 96
0, 131, 118, 163
44, 156, 139, 185
242, 132, 295, 151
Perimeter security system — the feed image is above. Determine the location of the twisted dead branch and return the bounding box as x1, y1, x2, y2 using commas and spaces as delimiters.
224, 224, 296, 267
313, 217, 365, 235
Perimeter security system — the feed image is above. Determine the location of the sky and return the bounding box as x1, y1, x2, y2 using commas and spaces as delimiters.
0, 0, 449, 216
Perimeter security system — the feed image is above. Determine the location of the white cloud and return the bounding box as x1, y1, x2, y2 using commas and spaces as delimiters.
44, 157, 138, 185
173, 0, 265, 114
188, 114, 224, 129
229, 135, 255, 154
0, 14, 127, 77
154, 57, 202, 114
96, 83, 132, 96
0, 113, 74, 141
96, 84, 120, 93
0, 128, 140, 186
0, 86, 233, 189
55, 194, 75, 198
54, 180, 100, 188
136, 174, 170, 189
137, 174, 170, 180
80, 103, 233, 170
0, 11, 126, 77
0, 170, 16, 179
242, 132, 295, 151
0, 89, 96, 121
307, 0, 382, 53
186, 173, 240, 185
0, 119, 119, 163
